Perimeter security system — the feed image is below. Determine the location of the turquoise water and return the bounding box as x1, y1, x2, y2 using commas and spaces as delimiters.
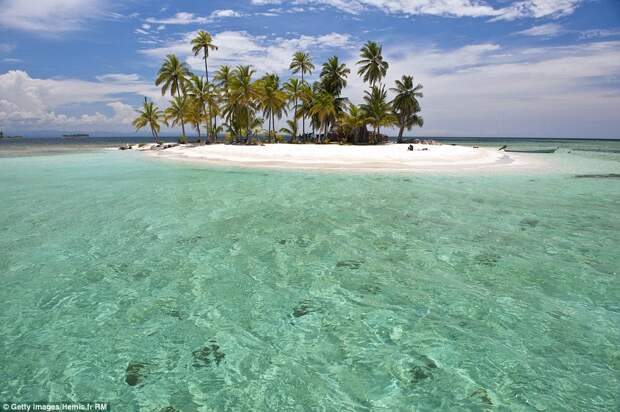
1, 146, 619, 411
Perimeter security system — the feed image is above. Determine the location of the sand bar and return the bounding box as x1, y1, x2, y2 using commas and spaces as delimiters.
137, 142, 540, 172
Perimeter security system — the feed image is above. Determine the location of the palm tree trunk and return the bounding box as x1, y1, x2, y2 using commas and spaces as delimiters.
197, 123, 201, 139
293, 96, 298, 143
397, 124, 405, 143
204, 55, 214, 144
151, 126, 157, 143
267, 111, 271, 141
323, 122, 328, 144
209, 112, 213, 143
301, 71, 305, 141
214, 116, 218, 143
175, 82, 186, 139
247, 109, 251, 142
204, 52, 209, 83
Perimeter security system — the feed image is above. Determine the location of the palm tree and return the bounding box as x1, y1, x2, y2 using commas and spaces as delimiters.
229, 65, 258, 141
214, 65, 234, 141
357, 41, 389, 87
309, 81, 324, 139
391, 75, 424, 142
211, 123, 225, 142
257, 73, 288, 142
279, 119, 298, 141
205, 83, 221, 142
132, 99, 163, 143
155, 54, 191, 138
362, 85, 394, 143
256, 74, 274, 140
297, 82, 314, 142
191, 31, 218, 83
290, 51, 314, 139
164, 96, 191, 143
283, 78, 303, 142
398, 111, 424, 140
338, 103, 368, 144
290, 51, 315, 82
186, 98, 205, 140
187, 74, 210, 141
214, 65, 233, 94
320, 56, 350, 98
191, 31, 217, 140
310, 91, 337, 143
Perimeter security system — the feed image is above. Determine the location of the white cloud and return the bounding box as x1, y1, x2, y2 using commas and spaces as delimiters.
140, 31, 353, 74
250, 0, 583, 20
579, 29, 620, 40
491, 0, 581, 21
341, 40, 620, 138
145, 12, 209, 25
514, 24, 620, 40
211, 9, 243, 18
105, 101, 136, 124
0, 0, 104, 32
145, 9, 245, 25
95, 73, 141, 82
515, 23, 563, 37
0, 70, 161, 130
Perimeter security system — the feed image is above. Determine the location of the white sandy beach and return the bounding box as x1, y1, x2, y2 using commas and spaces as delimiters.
135, 142, 539, 172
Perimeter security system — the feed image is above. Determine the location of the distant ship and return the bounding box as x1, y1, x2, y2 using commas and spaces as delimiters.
62, 133, 90, 138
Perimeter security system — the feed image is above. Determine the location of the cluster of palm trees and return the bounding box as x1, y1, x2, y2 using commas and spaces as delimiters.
133, 30, 423, 144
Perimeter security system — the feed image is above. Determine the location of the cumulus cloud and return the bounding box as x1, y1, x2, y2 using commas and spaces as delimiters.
341, 40, 620, 137
250, 0, 583, 20
0, 0, 104, 32
0, 70, 160, 130
140, 31, 354, 74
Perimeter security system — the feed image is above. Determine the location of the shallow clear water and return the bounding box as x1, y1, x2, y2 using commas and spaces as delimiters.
1, 146, 619, 411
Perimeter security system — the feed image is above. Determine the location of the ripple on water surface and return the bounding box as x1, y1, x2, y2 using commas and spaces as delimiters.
0, 149, 619, 411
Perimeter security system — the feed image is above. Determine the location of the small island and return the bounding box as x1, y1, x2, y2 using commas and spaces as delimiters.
128, 32, 536, 171
134, 33, 418, 146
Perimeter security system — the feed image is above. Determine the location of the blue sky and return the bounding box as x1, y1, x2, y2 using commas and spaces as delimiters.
0, 0, 619, 138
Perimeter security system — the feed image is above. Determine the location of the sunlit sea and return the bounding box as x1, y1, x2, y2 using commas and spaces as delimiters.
1, 137, 619, 411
